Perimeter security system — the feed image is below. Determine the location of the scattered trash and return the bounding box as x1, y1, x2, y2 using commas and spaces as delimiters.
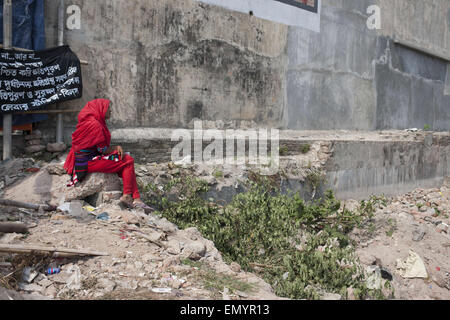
151, 288, 171, 293
380, 268, 393, 281
22, 267, 39, 283
65, 265, 82, 290
83, 205, 96, 212
68, 201, 89, 218
23, 167, 40, 173
366, 266, 382, 290
396, 250, 428, 279
96, 212, 110, 221
119, 231, 128, 240
405, 128, 419, 132
57, 202, 71, 213
436, 267, 440, 271
46, 268, 61, 275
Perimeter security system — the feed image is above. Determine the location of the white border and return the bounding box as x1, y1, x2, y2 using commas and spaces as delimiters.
195, 0, 321, 32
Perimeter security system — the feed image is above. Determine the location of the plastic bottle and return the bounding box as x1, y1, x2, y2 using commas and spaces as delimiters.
46, 268, 61, 275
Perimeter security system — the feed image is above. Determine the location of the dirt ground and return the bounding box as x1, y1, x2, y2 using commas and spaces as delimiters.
0, 154, 448, 300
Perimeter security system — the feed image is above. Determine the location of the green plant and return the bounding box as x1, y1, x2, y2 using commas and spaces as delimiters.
147, 176, 390, 300
213, 170, 223, 178
385, 218, 397, 237
181, 259, 254, 295
299, 144, 311, 154
424, 124, 431, 131
279, 145, 289, 156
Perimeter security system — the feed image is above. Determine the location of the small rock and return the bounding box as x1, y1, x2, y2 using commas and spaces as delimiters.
347, 287, 356, 300
46, 142, 67, 153
26, 139, 42, 146
436, 224, 448, 234
121, 212, 140, 225
97, 278, 116, 292
322, 292, 342, 300
162, 257, 181, 268
25, 145, 46, 154
230, 262, 241, 273
4, 175, 18, 187
18, 283, 44, 293
166, 240, 181, 255
24, 130, 42, 140
170, 279, 183, 289
47, 164, 66, 175
38, 279, 53, 289
44, 285, 57, 297
412, 228, 426, 241
182, 241, 207, 260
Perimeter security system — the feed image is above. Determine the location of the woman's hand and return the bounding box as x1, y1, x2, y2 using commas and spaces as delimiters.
105, 145, 124, 159
115, 145, 123, 159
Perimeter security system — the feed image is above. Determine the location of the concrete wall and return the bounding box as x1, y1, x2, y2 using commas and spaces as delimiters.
324, 134, 450, 199
43, 0, 288, 131
285, 0, 450, 131
39, 0, 449, 138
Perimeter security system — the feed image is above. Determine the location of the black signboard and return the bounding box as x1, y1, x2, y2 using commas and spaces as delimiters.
274, 0, 318, 13
0, 45, 82, 113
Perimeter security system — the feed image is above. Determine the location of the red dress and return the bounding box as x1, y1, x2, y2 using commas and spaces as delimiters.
64, 99, 140, 199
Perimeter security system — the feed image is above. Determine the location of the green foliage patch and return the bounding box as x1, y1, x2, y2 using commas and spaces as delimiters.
142, 175, 390, 300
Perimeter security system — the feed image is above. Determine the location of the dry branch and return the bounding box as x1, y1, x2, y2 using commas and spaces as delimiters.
0, 244, 108, 257
0, 199, 56, 212
0, 223, 28, 234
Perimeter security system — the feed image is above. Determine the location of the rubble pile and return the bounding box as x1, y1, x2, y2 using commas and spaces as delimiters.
0, 154, 448, 300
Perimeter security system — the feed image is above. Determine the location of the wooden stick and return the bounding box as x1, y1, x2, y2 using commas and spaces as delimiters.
0, 223, 28, 234
0, 199, 56, 212
0, 244, 108, 257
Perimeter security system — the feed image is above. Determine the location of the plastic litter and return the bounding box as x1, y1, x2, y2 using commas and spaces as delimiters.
22, 267, 39, 283
380, 268, 393, 281
57, 202, 71, 213
366, 266, 382, 290
96, 212, 110, 221
83, 205, 96, 212
396, 250, 428, 279
151, 288, 172, 293
46, 268, 61, 275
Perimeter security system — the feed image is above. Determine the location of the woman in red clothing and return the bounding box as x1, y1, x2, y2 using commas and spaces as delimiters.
64, 98, 152, 211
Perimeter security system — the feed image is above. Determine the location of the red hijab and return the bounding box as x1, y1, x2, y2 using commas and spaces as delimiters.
64, 99, 112, 174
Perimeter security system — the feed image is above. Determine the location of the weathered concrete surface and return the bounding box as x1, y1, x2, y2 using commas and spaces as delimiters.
285, 0, 450, 131
43, 0, 287, 129
110, 128, 450, 200
324, 135, 450, 199
37, 0, 449, 143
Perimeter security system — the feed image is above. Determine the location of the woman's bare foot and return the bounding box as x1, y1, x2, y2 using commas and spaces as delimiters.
120, 194, 133, 208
